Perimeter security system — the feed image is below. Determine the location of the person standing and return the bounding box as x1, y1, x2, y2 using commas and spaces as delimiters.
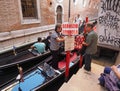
79, 20, 86, 34
31, 37, 46, 54
75, 14, 83, 26
43, 32, 52, 51
82, 23, 98, 71
75, 14, 83, 35
50, 24, 64, 69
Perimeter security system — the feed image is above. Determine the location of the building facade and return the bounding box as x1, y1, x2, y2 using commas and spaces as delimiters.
0, 0, 100, 53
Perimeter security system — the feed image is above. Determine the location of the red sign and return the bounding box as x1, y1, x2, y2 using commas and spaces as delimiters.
62, 23, 78, 35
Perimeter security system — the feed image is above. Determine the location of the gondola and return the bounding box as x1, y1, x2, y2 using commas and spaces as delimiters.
1, 51, 80, 91
0, 40, 51, 71
0, 50, 50, 70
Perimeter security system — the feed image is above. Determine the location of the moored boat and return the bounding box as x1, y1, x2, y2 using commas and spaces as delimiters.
1, 52, 80, 91
0, 39, 51, 71
0, 50, 50, 70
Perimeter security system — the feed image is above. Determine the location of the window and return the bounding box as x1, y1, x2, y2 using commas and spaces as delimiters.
21, 0, 37, 19
73, 0, 76, 3
56, 0, 63, 3
73, 0, 78, 5
83, 0, 86, 7
19, 0, 41, 24
88, 0, 91, 8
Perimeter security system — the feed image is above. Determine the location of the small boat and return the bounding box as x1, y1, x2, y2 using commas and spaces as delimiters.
0, 50, 50, 70
0, 40, 51, 71
1, 52, 80, 91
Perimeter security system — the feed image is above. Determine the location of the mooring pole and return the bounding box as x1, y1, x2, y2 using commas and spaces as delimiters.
68, 0, 71, 22
65, 51, 70, 81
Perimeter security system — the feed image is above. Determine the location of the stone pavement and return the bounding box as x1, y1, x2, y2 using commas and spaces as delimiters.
59, 63, 107, 91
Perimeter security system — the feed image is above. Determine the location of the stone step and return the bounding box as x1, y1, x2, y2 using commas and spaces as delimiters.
59, 63, 106, 91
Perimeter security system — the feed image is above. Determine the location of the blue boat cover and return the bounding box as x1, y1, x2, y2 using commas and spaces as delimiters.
12, 69, 45, 91
70, 62, 74, 67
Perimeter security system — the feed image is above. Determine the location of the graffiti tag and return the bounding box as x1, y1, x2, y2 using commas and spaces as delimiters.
99, 29, 120, 48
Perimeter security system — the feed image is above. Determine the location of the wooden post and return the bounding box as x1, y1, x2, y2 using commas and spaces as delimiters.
79, 55, 83, 68
86, 16, 88, 23
17, 64, 24, 82
68, 0, 71, 22
65, 51, 70, 81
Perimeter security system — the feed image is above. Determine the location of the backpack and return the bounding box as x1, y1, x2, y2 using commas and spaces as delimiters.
100, 73, 120, 91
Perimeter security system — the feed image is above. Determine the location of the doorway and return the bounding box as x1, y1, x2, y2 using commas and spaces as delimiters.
56, 5, 63, 24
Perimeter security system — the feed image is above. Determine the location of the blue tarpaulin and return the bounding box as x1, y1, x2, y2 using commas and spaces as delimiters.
12, 69, 45, 91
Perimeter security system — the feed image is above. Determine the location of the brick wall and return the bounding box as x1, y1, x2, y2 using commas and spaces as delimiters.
0, 0, 20, 32
0, 0, 55, 32
0, 0, 100, 32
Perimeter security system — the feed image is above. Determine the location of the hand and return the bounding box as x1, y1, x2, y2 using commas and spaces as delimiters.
82, 41, 86, 45
111, 65, 117, 72
61, 36, 64, 39
61, 36, 65, 40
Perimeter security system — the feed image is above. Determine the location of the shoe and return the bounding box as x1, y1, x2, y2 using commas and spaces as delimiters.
84, 68, 91, 74
84, 67, 91, 71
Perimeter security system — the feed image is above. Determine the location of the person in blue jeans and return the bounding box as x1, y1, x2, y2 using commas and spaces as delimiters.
31, 37, 46, 55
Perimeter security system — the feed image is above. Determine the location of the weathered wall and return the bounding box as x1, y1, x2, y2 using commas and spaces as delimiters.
0, 0, 55, 32
0, 0, 100, 32
62, 0, 100, 22
0, 0, 20, 32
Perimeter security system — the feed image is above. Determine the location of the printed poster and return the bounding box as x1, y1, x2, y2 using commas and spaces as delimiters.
65, 36, 74, 51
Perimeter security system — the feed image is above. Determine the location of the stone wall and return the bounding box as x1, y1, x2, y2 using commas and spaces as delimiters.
0, 0, 100, 32
0, 25, 55, 53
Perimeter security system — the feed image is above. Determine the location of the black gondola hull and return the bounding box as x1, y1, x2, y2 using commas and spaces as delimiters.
1, 52, 80, 91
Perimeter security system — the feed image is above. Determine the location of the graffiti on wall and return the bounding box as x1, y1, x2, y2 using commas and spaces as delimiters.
99, 12, 120, 31
98, 0, 120, 48
99, 29, 120, 48
100, 0, 120, 15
